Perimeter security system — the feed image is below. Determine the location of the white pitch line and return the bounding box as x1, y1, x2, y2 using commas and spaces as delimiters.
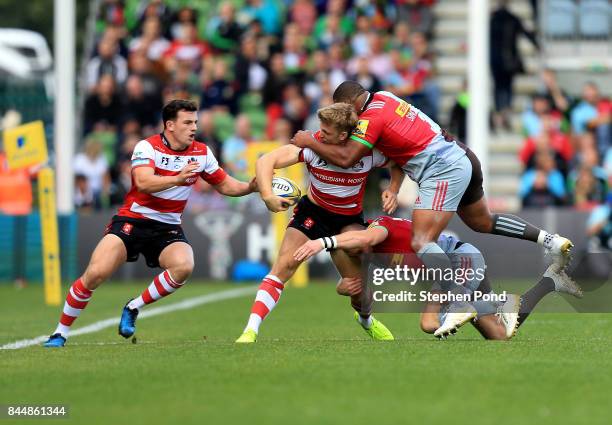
0, 286, 256, 350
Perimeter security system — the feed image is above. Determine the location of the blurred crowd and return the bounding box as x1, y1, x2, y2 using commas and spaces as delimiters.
518, 70, 611, 211
78, 0, 439, 211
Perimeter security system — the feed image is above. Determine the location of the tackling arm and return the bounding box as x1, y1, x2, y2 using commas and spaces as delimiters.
291, 130, 370, 168
293, 227, 389, 262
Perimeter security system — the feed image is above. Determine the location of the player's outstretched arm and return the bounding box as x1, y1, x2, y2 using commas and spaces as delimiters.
256, 144, 301, 212
293, 227, 389, 262
133, 162, 200, 194
213, 175, 257, 197
291, 130, 370, 168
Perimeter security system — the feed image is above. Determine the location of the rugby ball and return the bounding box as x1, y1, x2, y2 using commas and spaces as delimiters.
271, 176, 301, 206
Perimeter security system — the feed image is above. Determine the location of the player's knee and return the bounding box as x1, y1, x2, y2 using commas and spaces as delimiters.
82, 265, 107, 289
169, 259, 194, 282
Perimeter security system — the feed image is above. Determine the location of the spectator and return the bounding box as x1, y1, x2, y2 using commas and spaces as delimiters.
128, 52, 164, 107
222, 114, 253, 180
389, 21, 413, 60
538, 69, 572, 116
241, 0, 283, 36
586, 201, 612, 251
350, 14, 372, 57
571, 82, 612, 158
347, 32, 392, 80
122, 74, 160, 130
313, 0, 354, 43
349, 55, 382, 95
490, 0, 538, 131
134, 0, 173, 39
304, 50, 346, 105
128, 17, 170, 62
87, 37, 128, 90
289, 0, 318, 35
522, 94, 561, 137
396, 0, 434, 39
163, 22, 211, 73
519, 115, 573, 175
272, 118, 293, 144
263, 52, 290, 107
200, 59, 237, 114
568, 148, 609, 210
73, 138, 111, 209
164, 60, 200, 101
282, 23, 308, 75
169, 7, 198, 41
316, 12, 347, 50
84, 74, 123, 135
74, 174, 95, 211
207, 2, 244, 53
520, 149, 567, 207
282, 83, 309, 135
195, 110, 222, 162
235, 36, 268, 101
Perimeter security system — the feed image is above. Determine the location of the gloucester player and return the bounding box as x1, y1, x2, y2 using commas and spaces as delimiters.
44, 100, 257, 347
293, 216, 582, 340
292, 81, 573, 284
235, 103, 403, 343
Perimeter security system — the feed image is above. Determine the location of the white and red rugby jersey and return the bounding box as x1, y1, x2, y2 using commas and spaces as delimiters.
298, 131, 387, 215
117, 133, 227, 224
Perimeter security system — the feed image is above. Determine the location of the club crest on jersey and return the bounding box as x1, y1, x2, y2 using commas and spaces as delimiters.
121, 223, 133, 235
303, 217, 314, 229
161, 157, 169, 166
353, 120, 369, 137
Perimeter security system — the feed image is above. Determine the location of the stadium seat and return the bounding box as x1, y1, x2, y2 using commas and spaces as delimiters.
212, 112, 235, 142
543, 0, 577, 38
246, 110, 267, 139
239, 92, 263, 114
579, 0, 611, 38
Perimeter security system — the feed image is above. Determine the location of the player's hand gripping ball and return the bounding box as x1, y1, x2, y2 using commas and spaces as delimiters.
271, 177, 301, 206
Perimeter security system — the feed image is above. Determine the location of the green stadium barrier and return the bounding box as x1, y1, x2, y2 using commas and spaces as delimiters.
0, 213, 78, 284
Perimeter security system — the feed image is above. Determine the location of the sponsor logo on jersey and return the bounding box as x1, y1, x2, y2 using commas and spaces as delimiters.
352, 160, 365, 171
395, 100, 410, 117
161, 157, 169, 166
353, 120, 369, 137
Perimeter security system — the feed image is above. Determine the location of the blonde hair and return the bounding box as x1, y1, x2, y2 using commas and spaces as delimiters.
317, 103, 358, 134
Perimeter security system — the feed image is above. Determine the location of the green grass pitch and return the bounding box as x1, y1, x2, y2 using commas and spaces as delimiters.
1, 281, 611, 425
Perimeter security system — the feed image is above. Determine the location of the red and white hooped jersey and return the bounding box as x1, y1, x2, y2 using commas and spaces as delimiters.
298, 131, 388, 215
117, 134, 227, 224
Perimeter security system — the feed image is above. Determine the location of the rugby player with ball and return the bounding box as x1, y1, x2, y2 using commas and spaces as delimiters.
236, 103, 404, 343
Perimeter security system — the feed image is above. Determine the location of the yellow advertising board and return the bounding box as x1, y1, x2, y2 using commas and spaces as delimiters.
3, 120, 48, 170
246, 142, 308, 287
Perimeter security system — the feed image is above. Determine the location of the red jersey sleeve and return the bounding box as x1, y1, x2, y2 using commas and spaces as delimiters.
350, 109, 384, 149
